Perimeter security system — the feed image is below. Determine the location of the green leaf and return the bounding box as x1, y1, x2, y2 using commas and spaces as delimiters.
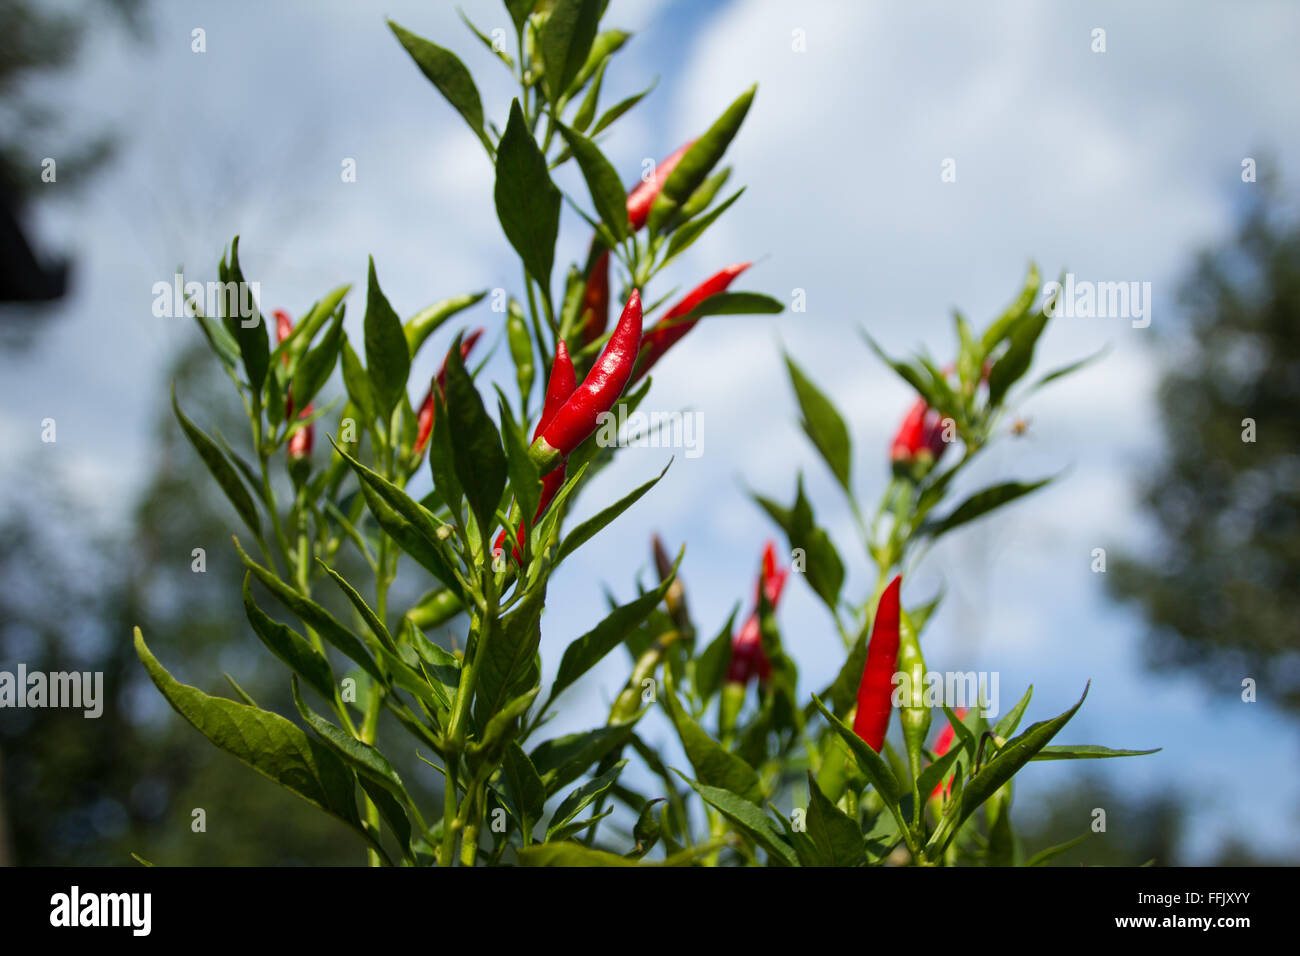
546, 760, 626, 841
223, 237, 270, 392
684, 777, 798, 867
516, 843, 637, 866
241, 575, 336, 703
443, 339, 508, 544
678, 166, 732, 221
981, 262, 1041, 355
566, 29, 628, 98
810, 695, 900, 805
232, 538, 384, 686
495, 99, 562, 291
924, 477, 1053, 539
171, 386, 260, 537
331, 441, 458, 589
994, 685, 1033, 739
1030, 745, 1161, 761
473, 583, 548, 731
1023, 831, 1090, 867
504, 0, 535, 34
554, 461, 670, 564
557, 122, 629, 241
362, 257, 411, 420
860, 330, 937, 405
192, 312, 240, 370
531, 722, 637, 796
548, 559, 679, 705
290, 677, 409, 804
223, 672, 257, 707
498, 393, 541, 529
502, 740, 546, 837
915, 746, 964, 800
629, 799, 664, 858
388, 21, 487, 147
588, 78, 656, 137
754, 476, 843, 616
693, 606, 738, 703
935, 685, 1090, 849
356, 479, 460, 595
316, 560, 395, 653
662, 188, 744, 265
785, 353, 852, 493
825, 621, 869, 716
679, 290, 783, 320
804, 771, 865, 866
359, 777, 413, 860
547, 806, 613, 843
291, 310, 344, 412
133, 628, 360, 828
340, 339, 377, 427
662, 669, 761, 802
427, 389, 464, 518
571, 57, 606, 133
539, 0, 601, 102
477, 686, 539, 754
1024, 345, 1110, 396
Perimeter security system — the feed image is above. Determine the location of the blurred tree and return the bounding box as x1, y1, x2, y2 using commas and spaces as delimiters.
0, 0, 144, 303
1017, 775, 1184, 866
1110, 186, 1300, 711
0, 341, 380, 864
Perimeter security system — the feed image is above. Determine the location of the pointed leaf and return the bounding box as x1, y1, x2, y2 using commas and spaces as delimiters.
495, 100, 561, 287
362, 257, 411, 419
134, 628, 360, 828
172, 387, 260, 537
388, 21, 487, 145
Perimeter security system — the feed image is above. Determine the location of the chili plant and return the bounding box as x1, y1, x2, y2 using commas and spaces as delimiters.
135, 1, 1155, 867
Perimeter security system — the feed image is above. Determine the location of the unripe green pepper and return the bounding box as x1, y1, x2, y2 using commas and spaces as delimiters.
506, 299, 534, 408
896, 609, 930, 805
719, 681, 746, 741
406, 588, 463, 631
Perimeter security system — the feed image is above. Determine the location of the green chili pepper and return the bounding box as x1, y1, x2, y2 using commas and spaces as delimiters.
406, 588, 463, 630
647, 84, 755, 234
897, 608, 931, 816
506, 299, 534, 409
402, 290, 488, 358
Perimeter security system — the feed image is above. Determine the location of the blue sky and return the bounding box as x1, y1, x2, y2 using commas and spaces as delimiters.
4, 0, 1300, 861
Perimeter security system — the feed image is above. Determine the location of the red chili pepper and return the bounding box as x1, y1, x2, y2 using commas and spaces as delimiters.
578, 248, 610, 346
889, 398, 929, 463
928, 707, 969, 800
535, 339, 577, 437
631, 262, 750, 383
726, 541, 788, 685
275, 310, 313, 460
626, 141, 694, 231
414, 328, 485, 457
529, 289, 642, 474
275, 309, 297, 418
287, 415, 314, 460
274, 309, 294, 350
890, 398, 951, 468
852, 574, 902, 752
494, 341, 577, 559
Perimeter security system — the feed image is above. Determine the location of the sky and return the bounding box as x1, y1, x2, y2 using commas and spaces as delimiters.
3, 0, 1299, 862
